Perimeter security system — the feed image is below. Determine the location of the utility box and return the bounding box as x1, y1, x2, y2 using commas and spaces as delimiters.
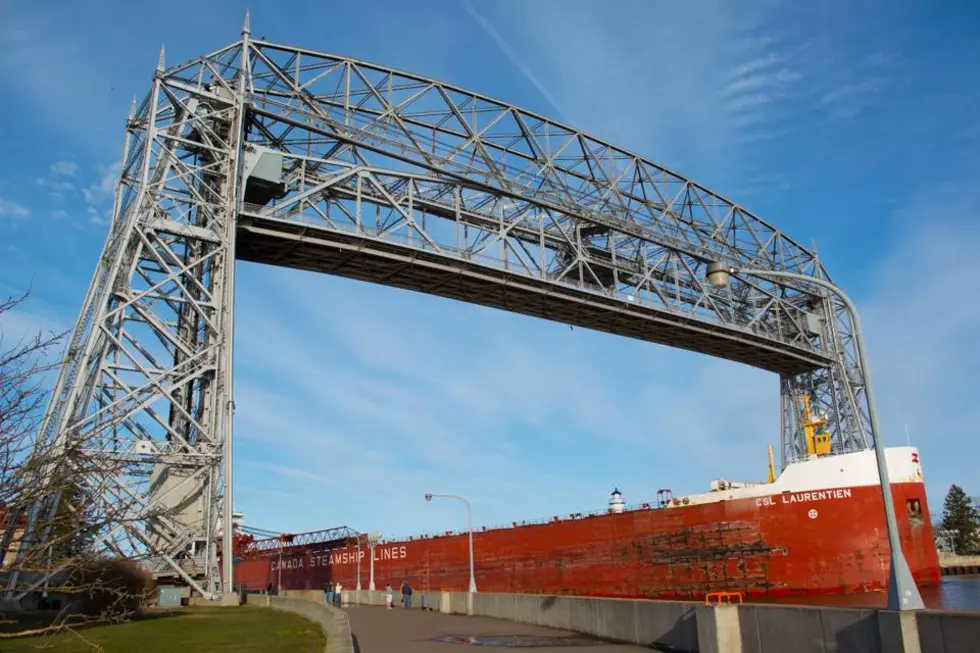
157, 586, 183, 608
242, 143, 287, 206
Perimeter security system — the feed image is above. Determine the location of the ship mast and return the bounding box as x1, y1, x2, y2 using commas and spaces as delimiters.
800, 394, 832, 457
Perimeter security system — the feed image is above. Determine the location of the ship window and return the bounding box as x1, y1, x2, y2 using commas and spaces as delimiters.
907, 499, 923, 521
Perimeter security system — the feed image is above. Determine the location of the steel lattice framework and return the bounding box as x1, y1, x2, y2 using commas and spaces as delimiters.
240, 526, 359, 557
11, 18, 876, 598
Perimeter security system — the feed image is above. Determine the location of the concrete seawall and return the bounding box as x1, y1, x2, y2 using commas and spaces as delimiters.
344, 589, 979, 653
246, 593, 354, 653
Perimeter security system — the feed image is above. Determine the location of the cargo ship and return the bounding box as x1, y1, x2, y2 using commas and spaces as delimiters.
229, 402, 941, 600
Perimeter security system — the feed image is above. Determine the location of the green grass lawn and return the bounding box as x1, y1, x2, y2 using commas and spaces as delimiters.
0, 606, 325, 652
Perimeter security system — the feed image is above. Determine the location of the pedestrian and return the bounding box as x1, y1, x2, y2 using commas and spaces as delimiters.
400, 579, 413, 609
335, 581, 343, 606
323, 581, 331, 604
385, 582, 393, 610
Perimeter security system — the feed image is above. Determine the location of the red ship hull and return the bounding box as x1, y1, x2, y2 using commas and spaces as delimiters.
231, 474, 940, 601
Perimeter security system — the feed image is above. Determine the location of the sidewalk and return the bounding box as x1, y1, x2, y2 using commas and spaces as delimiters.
346, 605, 655, 652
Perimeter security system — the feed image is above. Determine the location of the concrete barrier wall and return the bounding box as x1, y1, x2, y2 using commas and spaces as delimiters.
738, 604, 881, 653
344, 590, 699, 651
466, 592, 700, 650
281, 589, 327, 602
342, 590, 980, 653
246, 594, 354, 653
917, 610, 980, 653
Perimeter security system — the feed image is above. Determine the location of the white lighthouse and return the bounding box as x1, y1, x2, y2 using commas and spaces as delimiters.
608, 488, 626, 514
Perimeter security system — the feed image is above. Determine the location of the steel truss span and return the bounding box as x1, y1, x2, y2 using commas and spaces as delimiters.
240, 526, 359, 556
11, 18, 875, 598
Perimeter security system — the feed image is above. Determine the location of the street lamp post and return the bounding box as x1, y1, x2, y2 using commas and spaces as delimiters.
367, 532, 381, 591
277, 533, 285, 594
425, 493, 477, 593
356, 536, 362, 591
705, 262, 925, 611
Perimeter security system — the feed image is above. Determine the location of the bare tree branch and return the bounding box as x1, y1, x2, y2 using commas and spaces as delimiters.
0, 291, 157, 641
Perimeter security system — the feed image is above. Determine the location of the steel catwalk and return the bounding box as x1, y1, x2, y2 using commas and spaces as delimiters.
11, 15, 880, 597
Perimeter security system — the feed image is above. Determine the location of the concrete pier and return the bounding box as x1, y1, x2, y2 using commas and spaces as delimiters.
939, 554, 980, 576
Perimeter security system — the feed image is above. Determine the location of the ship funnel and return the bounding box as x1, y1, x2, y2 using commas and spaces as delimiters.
608, 488, 626, 514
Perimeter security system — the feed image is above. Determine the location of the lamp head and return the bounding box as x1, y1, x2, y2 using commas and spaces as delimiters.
706, 261, 734, 289
424, 493, 433, 502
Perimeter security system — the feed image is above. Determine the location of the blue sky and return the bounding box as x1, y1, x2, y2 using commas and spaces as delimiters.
1, 0, 978, 540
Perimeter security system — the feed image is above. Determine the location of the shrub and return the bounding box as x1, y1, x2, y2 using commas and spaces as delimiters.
66, 558, 156, 620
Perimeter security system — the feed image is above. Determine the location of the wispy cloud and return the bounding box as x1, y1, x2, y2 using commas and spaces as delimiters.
80, 163, 119, 209
470, 1, 811, 188
459, 0, 566, 121
35, 160, 78, 196
0, 198, 29, 219
49, 161, 78, 177
820, 78, 886, 120
81, 161, 121, 223
816, 51, 896, 121
26, 158, 118, 226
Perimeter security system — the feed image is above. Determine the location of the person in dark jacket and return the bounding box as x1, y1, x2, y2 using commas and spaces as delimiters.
400, 579, 413, 609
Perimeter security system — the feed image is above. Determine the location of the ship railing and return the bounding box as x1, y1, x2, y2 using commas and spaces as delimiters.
704, 591, 744, 605
383, 501, 668, 544
239, 499, 688, 553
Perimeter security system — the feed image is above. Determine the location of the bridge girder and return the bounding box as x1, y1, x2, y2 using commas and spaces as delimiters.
10, 25, 873, 598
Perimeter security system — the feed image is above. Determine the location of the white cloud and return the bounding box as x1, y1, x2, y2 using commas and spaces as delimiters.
27, 158, 118, 226
726, 52, 781, 80
80, 162, 119, 208
36, 177, 74, 193
86, 205, 109, 226
813, 50, 896, 122
50, 160, 78, 177
0, 198, 29, 219
723, 68, 802, 97
35, 160, 80, 195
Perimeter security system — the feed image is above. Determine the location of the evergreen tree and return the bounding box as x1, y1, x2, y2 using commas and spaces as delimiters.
940, 484, 980, 554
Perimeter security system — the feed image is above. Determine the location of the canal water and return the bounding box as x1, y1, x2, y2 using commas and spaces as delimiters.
760, 576, 980, 611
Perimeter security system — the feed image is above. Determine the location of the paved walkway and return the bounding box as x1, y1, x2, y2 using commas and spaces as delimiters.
346, 606, 653, 653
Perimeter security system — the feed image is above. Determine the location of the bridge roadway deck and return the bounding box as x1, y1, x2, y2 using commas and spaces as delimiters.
346, 605, 653, 653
